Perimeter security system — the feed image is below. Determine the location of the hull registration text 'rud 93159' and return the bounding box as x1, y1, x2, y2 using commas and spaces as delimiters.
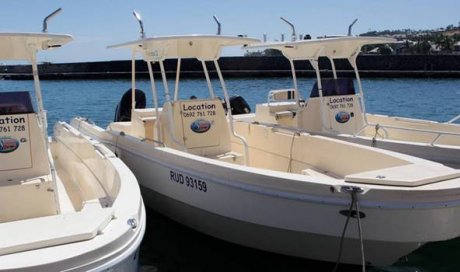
169, 170, 208, 192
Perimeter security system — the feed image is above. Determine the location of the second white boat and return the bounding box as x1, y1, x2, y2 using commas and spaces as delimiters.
238, 36, 460, 168
0, 12, 145, 271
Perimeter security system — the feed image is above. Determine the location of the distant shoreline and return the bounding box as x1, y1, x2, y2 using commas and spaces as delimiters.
2, 55, 460, 79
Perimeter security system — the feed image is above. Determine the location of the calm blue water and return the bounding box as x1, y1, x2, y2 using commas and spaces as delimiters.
1, 77, 460, 272
1, 77, 459, 131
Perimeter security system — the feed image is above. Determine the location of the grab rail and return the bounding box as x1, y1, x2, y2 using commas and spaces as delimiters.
446, 114, 460, 124
354, 122, 460, 146
214, 60, 249, 166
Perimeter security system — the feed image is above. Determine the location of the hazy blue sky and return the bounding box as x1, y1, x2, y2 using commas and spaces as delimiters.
1, 0, 459, 63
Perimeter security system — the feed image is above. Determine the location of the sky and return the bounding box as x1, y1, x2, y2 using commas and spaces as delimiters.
1, 0, 459, 63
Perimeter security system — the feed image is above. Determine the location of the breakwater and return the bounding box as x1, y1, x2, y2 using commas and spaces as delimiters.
2, 55, 460, 79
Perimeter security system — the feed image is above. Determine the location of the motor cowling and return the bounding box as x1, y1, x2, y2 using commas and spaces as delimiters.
229, 95, 251, 115
114, 88, 146, 122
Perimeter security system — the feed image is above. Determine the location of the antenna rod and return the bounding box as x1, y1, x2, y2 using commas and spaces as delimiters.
213, 15, 221, 35
348, 18, 358, 36
280, 17, 296, 41
133, 11, 146, 39
42, 8, 62, 33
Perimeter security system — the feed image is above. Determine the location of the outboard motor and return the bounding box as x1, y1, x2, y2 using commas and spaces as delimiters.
229, 95, 251, 115
114, 88, 146, 122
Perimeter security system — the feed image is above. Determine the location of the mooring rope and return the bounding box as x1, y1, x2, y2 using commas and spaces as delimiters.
332, 193, 355, 272
287, 130, 300, 172
371, 123, 384, 147
355, 194, 366, 272
332, 188, 366, 272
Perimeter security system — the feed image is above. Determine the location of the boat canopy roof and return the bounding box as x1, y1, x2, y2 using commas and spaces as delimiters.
0, 32, 73, 61
108, 34, 260, 61
246, 36, 396, 61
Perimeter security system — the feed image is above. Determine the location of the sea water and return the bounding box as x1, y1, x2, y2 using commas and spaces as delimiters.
1, 77, 459, 272
1, 77, 458, 130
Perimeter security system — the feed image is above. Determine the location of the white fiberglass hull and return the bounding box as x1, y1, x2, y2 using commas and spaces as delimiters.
1, 215, 144, 272
141, 185, 421, 266
82, 133, 460, 265
72, 118, 460, 266
0, 122, 146, 272
117, 143, 447, 266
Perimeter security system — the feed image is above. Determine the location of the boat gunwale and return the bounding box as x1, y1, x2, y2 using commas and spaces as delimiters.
97, 122, 460, 210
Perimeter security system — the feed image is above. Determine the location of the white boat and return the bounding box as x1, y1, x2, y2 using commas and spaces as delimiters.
0, 17, 145, 272
71, 25, 460, 266
236, 36, 460, 168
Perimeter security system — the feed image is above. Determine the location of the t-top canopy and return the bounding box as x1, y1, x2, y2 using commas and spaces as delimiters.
0, 32, 73, 61
246, 36, 396, 60
108, 35, 260, 61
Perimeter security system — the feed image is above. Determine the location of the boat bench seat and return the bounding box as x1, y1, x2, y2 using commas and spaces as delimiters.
345, 164, 460, 187
0, 202, 113, 256
267, 102, 298, 113
132, 108, 162, 140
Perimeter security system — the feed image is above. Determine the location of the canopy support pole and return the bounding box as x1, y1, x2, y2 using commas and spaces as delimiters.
131, 51, 136, 109
158, 60, 184, 148
31, 50, 60, 214
329, 57, 338, 79
349, 51, 368, 124
159, 60, 171, 102
146, 60, 162, 143
214, 59, 249, 166
174, 58, 181, 101
202, 61, 216, 98
288, 59, 300, 107
310, 58, 330, 131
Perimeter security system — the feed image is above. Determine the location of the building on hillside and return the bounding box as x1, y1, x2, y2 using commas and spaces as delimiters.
442, 28, 460, 37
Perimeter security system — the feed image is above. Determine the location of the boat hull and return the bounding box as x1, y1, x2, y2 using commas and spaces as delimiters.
113, 139, 454, 266
0, 122, 146, 272
141, 185, 420, 266
71, 118, 460, 266
1, 220, 144, 272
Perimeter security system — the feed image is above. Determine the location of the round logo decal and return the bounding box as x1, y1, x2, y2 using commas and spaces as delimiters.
190, 119, 211, 133
335, 111, 351, 123
0, 137, 20, 153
